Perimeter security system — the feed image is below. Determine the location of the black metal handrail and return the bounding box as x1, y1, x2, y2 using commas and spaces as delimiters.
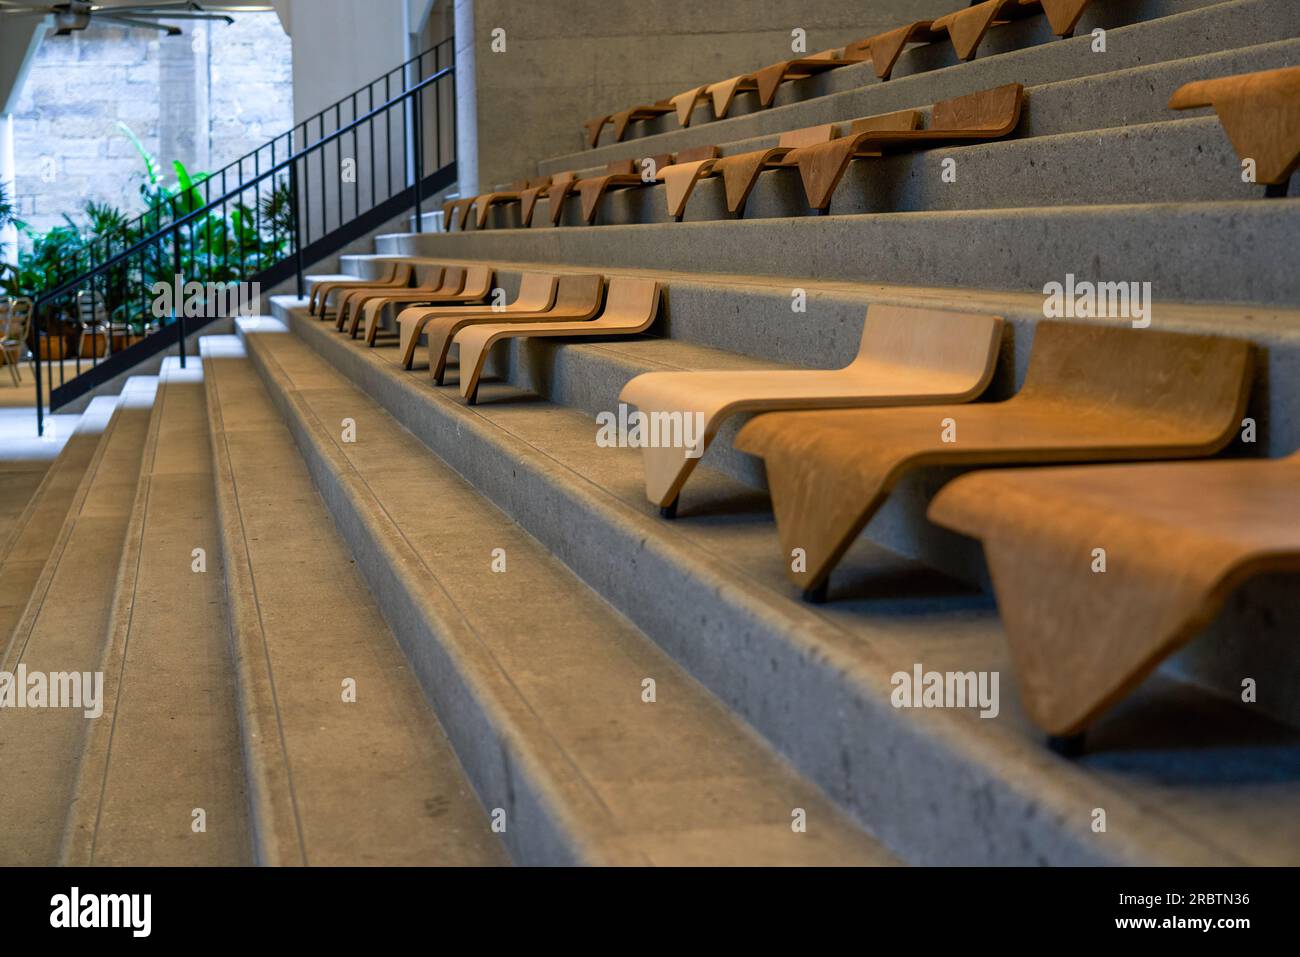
54, 38, 455, 288
32, 59, 456, 435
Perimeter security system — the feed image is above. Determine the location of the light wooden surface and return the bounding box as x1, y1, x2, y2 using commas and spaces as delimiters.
378, 264, 498, 365
754, 48, 860, 109
574, 150, 710, 225
1033, 0, 1094, 36
686, 124, 839, 218
621, 305, 1003, 509
791, 83, 1022, 210
1170, 65, 1300, 186
389, 271, 555, 370
426, 273, 603, 382
845, 21, 941, 82
933, 0, 1036, 62
339, 265, 447, 338
734, 321, 1254, 599
309, 261, 400, 315
454, 277, 661, 403
334, 265, 480, 332
929, 451, 1300, 736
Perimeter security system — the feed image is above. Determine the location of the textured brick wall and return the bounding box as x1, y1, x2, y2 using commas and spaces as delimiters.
10, 13, 292, 238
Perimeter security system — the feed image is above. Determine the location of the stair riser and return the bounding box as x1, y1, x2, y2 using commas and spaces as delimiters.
541, 0, 1291, 172
381, 200, 1300, 309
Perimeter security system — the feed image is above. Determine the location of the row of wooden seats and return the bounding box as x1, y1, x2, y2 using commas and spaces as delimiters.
584, 0, 1094, 148
449, 83, 1024, 231
309, 263, 662, 405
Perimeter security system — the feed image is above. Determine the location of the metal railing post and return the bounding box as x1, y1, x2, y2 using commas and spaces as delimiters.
290, 155, 305, 298
172, 219, 186, 369
33, 300, 44, 438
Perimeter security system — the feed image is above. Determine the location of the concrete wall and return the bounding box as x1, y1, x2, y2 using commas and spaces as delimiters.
458, 0, 956, 193
10, 15, 292, 236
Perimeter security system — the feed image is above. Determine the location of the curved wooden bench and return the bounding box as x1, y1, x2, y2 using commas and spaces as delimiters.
336, 263, 446, 337
584, 101, 675, 148
427, 273, 604, 384
622, 305, 1002, 516
929, 452, 1300, 745
572, 147, 716, 225
844, 21, 942, 82
469, 176, 552, 229
309, 260, 404, 316
455, 277, 661, 405
734, 322, 1254, 603
394, 270, 559, 370
754, 47, 867, 109
1170, 66, 1300, 195
790, 82, 1023, 211
334, 265, 484, 333
933, 0, 1039, 62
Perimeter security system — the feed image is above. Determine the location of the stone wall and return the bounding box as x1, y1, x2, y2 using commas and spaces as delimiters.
10, 13, 292, 239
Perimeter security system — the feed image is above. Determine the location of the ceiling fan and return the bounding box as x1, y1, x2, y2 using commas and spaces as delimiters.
0, 1, 274, 36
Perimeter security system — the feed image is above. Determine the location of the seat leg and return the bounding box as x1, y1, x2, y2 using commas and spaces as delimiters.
465, 384, 479, 405
658, 496, 679, 520
1047, 732, 1087, 758
802, 578, 830, 604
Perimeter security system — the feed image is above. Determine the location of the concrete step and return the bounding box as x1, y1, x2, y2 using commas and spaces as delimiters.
60, 359, 251, 866
380, 198, 1300, 309
539, 0, 1292, 172
231, 316, 894, 866
201, 334, 509, 866
0, 377, 157, 865
0, 396, 117, 655
274, 296, 1300, 865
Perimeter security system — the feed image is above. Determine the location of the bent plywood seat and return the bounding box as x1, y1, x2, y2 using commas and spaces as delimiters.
470, 176, 552, 229
584, 101, 674, 148
621, 305, 1003, 515
661, 123, 848, 220
734, 321, 1254, 602
790, 82, 1023, 210
928, 452, 1300, 742
753, 48, 866, 109
344, 264, 469, 340
441, 197, 478, 232
395, 270, 561, 370
427, 272, 605, 384
932, 0, 1039, 62
1169, 66, 1300, 191
309, 260, 405, 315
573, 147, 716, 225
337, 263, 446, 336
334, 265, 487, 333
455, 277, 661, 404
844, 21, 942, 82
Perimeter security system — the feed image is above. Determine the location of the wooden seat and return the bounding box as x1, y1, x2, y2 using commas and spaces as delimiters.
572, 147, 716, 225
789, 82, 1023, 210
928, 452, 1300, 742
335, 263, 446, 336
844, 21, 942, 82
393, 270, 559, 370
584, 100, 675, 148
426, 273, 604, 383
733, 321, 1254, 602
753, 47, 867, 109
308, 260, 403, 315
1170, 66, 1300, 194
1, 298, 34, 386
332, 263, 471, 332
454, 277, 661, 404
661, 123, 846, 220
932, 0, 1039, 61
621, 305, 1003, 515
468, 176, 551, 229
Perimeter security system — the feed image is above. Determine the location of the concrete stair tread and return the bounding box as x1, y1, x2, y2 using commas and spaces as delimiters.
201, 336, 508, 866
277, 298, 1300, 865
61, 359, 251, 866
235, 316, 894, 866
0, 377, 157, 865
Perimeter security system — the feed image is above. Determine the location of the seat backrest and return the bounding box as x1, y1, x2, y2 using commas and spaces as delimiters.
462, 265, 494, 297
438, 267, 467, 293
1018, 321, 1253, 427
851, 304, 1002, 389
77, 290, 106, 324
514, 273, 558, 311
848, 108, 923, 136
598, 277, 661, 326
553, 273, 605, 312
606, 159, 636, 175
413, 264, 444, 287
931, 82, 1024, 134
10, 297, 33, 341
777, 123, 837, 149
674, 145, 719, 164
